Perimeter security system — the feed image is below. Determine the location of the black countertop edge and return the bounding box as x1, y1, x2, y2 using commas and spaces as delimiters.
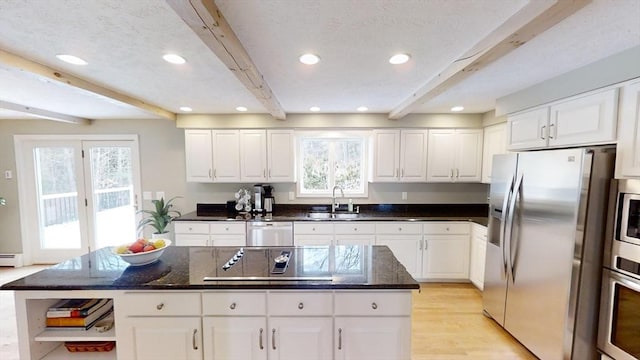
3, 284, 420, 291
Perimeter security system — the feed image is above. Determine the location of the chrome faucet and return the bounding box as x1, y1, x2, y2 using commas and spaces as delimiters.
332, 185, 344, 213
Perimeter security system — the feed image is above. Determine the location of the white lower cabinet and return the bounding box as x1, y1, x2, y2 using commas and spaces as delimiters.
334, 222, 376, 246
175, 222, 246, 246
120, 317, 202, 360
269, 317, 333, 360
294, 222, 335, 246
422, 234, 470, 279
203, 317, 267, 360
469, 223, 488, 290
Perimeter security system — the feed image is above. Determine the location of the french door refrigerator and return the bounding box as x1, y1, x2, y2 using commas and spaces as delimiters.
483, 146, 615, 360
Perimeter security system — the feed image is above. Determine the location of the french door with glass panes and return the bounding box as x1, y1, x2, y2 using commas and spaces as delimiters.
19, 139, 141, 264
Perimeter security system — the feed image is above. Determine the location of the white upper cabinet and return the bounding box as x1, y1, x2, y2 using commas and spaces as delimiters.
371, 129, 427, 182
267, 129, 295, 182
507, 87, 618, 151
371, 129, 400, 182
482, 123, 507, 183
240, 130, 267, 182
185, 129, 214, 182
427, 129, 483, 182
616, 78, 640, 179
212, 130, 241, 182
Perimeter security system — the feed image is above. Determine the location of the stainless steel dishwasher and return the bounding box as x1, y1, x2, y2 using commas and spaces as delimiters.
246, 221, 293, 246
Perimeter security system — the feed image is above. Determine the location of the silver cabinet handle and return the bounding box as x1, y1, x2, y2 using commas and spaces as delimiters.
541, 125, 546, 140
371, 302, 378, 310
450, 169, 454, 179
259, 328, 264, 350
213, 169, 217, 178
263, 169, 266, 177
353, 227, 358, 232
398, 227, 402, 232
192, 329, 198, 350
272, 328, 276, 350
156, 303, 164, 310
209, 169, 212, 179
298, 302, 304, 310
401, 168, 404, 177
338, 328, 342, 350
230, 302, 236, 310
419, 239, 423, 250
455, 169, 459, 179
549, 123, 556, 139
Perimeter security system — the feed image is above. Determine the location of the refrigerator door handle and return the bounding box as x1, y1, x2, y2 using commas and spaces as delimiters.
499, 175, 515, 276
506, 173, 523, 283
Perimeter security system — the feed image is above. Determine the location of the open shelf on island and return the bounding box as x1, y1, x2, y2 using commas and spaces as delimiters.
41, 343, 116, 360
35, 326, 116, 342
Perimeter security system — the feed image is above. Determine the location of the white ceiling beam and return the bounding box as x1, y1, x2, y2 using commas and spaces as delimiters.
0, 49, 176, 121
0, 100, 91, 125
166, 0, 287, 120
389, 0, 591, 120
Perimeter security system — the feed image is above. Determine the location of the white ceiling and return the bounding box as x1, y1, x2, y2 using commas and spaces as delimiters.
0, 0, 638, 121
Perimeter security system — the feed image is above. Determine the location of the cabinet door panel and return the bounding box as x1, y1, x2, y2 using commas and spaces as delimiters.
423, 235, 470, 279
455, 129, 483, 182
240, 130, 267, 182
372, 130, 400, 181
267, 130, 295, 182
507, 107, 549, 150
482, 123, 506, 183
616, 79, 640, 178
185, 130, 213, 182
375, 236, 422, 279
212, 130, 240, 182
548, 88, 617, 147
335, 235, 373, 246
427, 130, 456, 182
120, 317, 202, 360
203, 317, 267, 360
399, 130, 427, 182
335, 317, 411, 360
269, 317, 333, 360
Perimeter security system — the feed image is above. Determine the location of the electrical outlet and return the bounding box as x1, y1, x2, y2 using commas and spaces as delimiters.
4, 170, 12, 180
288, 191, 295, 200
401, 192, 407, 200
156, 191, 165, 200
143, 191, 152, 200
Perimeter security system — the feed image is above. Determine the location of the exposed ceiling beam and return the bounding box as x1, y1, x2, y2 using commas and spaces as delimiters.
167, 0, 287, 120
0, 100, 91, 125
0, 49, 176, 121
389, 0, 591, 120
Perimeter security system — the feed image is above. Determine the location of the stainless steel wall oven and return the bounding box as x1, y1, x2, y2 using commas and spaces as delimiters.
599, 179, 640, 360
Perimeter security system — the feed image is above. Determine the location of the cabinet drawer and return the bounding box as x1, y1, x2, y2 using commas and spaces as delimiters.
335, 292, 411, 316
423, 222, 470, 235
210, 222, 246, 234
174, 221, 209, 234
120, 292, 201, 316
294, 222, 334, 235
175, 234, 209, 246
268, 292, 333, 316
334, 222, 375, 234
375, 222, 422, 235
202, 292, 266, 315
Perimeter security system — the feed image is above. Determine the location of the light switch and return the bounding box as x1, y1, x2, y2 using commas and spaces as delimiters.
4, 170, 12, 180
401, 192, 407, 200
288, 191, 295, 200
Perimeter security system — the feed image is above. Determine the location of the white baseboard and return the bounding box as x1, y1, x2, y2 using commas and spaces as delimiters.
0, 253, 24, 267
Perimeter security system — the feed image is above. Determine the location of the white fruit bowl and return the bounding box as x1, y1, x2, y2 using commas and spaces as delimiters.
113, 240, 172, 266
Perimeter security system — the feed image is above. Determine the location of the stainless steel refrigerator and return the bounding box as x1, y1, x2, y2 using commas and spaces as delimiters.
483, 146, 615, 360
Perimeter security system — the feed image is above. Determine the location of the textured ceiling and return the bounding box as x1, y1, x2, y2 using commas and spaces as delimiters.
0, 0, 638, 121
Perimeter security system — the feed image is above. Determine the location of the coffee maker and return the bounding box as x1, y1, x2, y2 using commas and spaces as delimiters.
263, 185, 274, 213
253, 184, 264, 213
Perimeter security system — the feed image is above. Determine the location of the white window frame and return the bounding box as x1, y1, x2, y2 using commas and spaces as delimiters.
295, 131, 369, 198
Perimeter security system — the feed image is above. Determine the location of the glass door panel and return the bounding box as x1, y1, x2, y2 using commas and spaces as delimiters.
85, 142, 138, 249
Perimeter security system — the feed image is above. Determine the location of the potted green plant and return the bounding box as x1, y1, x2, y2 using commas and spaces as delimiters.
137, 196, 182, 239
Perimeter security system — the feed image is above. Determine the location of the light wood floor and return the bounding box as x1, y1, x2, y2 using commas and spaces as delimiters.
1, 267, 536, 360
412, 283, 537, 360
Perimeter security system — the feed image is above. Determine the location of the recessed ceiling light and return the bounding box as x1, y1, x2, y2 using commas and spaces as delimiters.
179, 106, 192, 112
357, 106, 368, 112
451, 106, 464, 112
163, 53, 186, 64
236, 106, 248, 112
56, 54, 88, 65
299, 53, 320, 65
389, 53, 410, 65
309, 106, 320, 112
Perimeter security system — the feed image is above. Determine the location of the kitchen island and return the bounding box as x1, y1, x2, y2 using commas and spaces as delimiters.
2, 245, 419, 360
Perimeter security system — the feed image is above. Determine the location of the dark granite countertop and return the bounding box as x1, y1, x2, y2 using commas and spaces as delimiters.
1, 245, 420, 291
176, 203, 489, 227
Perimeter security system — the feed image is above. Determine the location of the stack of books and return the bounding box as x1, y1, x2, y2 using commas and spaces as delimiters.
45, 298, 113, 330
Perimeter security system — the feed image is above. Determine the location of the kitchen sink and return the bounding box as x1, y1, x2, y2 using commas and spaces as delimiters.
307, 212, 359, 219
